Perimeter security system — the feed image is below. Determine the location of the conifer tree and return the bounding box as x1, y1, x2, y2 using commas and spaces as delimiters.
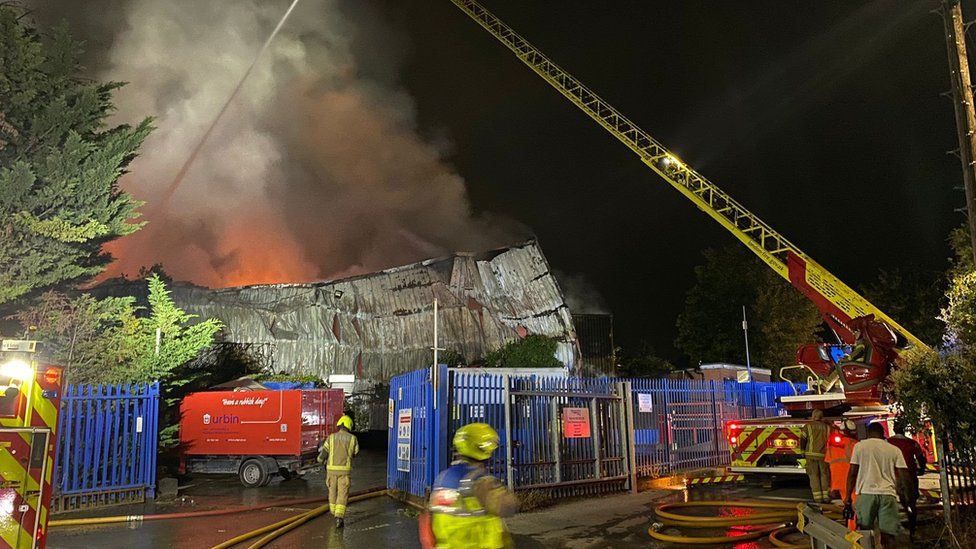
0, 7, 151, 304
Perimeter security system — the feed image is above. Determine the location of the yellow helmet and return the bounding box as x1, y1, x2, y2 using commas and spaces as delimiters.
453, 423, 499, 461
337, 415, 353, 430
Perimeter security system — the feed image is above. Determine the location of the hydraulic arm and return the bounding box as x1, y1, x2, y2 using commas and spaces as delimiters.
449, 0, 928, 401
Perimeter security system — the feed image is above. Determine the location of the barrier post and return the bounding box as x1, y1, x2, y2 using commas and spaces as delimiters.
432, 364, 449, 483
590, 397, 601, 480
502, 375, 514, 490
549, 397, 561, 484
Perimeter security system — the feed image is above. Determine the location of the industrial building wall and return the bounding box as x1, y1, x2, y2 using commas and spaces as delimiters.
163, 241, 578, 384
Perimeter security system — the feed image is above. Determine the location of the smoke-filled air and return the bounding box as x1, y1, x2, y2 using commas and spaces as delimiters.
32, 0, 521, 287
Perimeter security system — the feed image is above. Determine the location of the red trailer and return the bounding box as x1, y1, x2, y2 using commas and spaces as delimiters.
179, 388, 344, 487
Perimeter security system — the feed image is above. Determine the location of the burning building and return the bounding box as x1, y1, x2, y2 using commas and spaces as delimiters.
127, 241, 578, 385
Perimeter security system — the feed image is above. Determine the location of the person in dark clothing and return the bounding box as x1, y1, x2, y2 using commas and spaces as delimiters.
888, 421, 926, 537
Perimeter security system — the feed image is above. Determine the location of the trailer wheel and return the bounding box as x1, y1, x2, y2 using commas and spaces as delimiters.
239, 458, 270, 488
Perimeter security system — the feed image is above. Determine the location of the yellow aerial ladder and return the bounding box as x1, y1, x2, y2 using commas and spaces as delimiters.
449, 0, 927, 404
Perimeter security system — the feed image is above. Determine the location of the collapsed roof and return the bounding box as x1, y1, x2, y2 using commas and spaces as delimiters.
150, 241, 578, 382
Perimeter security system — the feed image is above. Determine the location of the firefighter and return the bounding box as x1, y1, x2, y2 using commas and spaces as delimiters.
318, 414, 359, 528
801, 409, 831, 503
424, 423, 518, 549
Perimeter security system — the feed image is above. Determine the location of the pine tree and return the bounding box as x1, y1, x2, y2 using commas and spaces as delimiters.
0, 7, 151, 304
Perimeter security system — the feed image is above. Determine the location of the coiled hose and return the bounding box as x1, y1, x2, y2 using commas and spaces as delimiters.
647, 500, 838, 545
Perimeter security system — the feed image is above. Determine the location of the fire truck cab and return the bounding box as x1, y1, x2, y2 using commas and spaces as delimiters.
0, 340, 64, 549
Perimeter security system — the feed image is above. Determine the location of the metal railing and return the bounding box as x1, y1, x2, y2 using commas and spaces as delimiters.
54, 382, 160, 512
939, 437, 976, 525
388, 367, 797, 499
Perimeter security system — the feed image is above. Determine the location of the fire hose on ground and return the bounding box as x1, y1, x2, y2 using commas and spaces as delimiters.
647, 500, 841, 547
48, 486, 389, 549
211, 488, 388, 549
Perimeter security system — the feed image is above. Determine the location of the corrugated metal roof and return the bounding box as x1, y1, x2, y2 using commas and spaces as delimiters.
164, 241, 578, 382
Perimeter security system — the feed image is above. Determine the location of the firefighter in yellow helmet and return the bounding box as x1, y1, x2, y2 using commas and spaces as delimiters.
425, 423, 518, 549
318, 414, 359, 528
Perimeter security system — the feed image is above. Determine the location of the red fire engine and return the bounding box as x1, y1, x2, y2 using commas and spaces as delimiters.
0, 340, 64, 549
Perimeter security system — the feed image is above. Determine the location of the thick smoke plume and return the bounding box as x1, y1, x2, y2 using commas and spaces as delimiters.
33, 0, 521, 286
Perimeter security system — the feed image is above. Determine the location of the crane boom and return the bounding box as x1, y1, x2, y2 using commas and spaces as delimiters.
449, 0, 926, 351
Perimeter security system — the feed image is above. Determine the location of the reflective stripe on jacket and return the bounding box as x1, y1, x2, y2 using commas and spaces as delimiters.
319, 430, 359, 473
428, 461, 512, 549
804, 421, 829, 460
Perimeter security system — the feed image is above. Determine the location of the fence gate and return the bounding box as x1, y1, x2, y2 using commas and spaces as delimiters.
54, 382, 160, 513
506, 378, 634, 495
665, 382, 729, 471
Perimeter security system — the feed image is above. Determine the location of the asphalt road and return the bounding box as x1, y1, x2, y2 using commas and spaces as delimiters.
49, 457, 933, 548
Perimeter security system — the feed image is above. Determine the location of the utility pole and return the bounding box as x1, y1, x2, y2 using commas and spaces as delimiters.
432, 298, 439, 369
942, 0, 976, 263
742, 305, 756, 416
742, 305, 752, 381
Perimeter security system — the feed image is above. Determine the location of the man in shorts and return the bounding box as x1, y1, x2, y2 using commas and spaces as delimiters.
845, 422, 909, 548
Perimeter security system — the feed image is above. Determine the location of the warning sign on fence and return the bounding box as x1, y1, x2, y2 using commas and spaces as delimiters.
396, 408, 412, 472
562, 407, 591, 438
638, 393, 653, 413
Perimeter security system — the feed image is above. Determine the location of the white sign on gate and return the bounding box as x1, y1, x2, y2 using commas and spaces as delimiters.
637, 393, 653, 413
396, 408, 412, 472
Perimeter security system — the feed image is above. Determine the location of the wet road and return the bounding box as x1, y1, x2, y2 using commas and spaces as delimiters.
49, 457, 821, 549
48, 448, 417, 549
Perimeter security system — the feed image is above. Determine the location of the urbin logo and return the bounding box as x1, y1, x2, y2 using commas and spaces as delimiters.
203, 413, 239, 425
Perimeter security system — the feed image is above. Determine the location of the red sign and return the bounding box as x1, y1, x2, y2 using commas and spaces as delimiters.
562, 407, 591, 438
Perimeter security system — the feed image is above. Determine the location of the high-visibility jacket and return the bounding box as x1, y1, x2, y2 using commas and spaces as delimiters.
428, 460, 516, 549
804, 420, 829, 460
318, 429, 359, 474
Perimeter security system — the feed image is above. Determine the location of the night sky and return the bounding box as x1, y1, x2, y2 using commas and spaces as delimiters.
35, 1, 965, 361
376, 0, 962, 358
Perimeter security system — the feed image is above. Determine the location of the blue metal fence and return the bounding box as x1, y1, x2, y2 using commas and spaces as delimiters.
54, 382, 160, 512
449, 371, 508, 482
629, 379, 804, 476
388, 369, 802, 499
387, 366, 448, 500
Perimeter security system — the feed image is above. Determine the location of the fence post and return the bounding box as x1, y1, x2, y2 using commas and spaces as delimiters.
502, 374, 514, 490
590, 397, 602, 480
619, 381, 637, 493
710, 380, 721, 466
939, 436, 953, 525
549, 396, 561, 484
663, 379, 673, 473
432, 365, 449, 484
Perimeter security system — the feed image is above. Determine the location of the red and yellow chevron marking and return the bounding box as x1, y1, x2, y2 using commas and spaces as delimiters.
730, 425, 803, 468
0, 365, 63, 549
920, 488, 941, 500
687, 475, 744, 486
